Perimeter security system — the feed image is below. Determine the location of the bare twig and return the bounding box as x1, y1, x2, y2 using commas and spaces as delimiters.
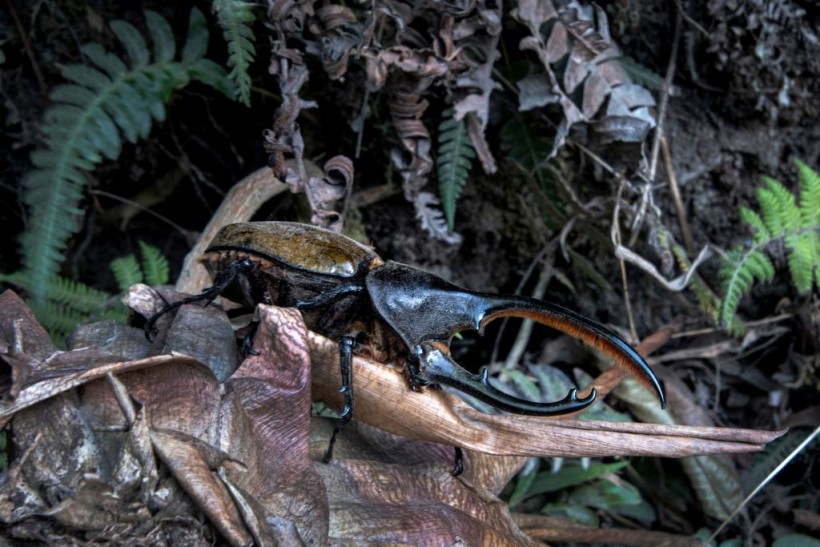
707, 426, 820, 543
614, 179, 639, 343
90, 190, 194, 242
648, 8, 683, 181
175, 167, 287, 294
661, 136, 695, 255
6, 0, 48, 97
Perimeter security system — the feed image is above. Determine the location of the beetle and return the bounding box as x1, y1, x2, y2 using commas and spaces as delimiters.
145, 222, 666, 471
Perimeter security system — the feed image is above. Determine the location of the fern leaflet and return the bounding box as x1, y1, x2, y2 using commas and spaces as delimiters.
18, 9, 231, 306
138, 241, 170, 286
0, 272, 113, 343
500, 116, 549, 177
111, 255, 143, 291
719, 161, 820, 331
437, 109, 475, 232
110, 242, 169, 291
213, 0, 256, 106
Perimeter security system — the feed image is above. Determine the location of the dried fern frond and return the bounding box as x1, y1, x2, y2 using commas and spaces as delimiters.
437, 109, 476, 232
213, 0, 257, 106
719, 161, 820, 332
18, 9, 231, 306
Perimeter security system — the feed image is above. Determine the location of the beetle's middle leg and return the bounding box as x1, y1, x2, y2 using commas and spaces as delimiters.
322, 335, 355, 463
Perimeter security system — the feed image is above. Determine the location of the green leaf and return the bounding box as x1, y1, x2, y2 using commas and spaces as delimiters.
15, 9, 232, 307
719, 161, 820, 332
188, 58, 234, 98
139, 241, 170, 286
82, 43, 127, 78
500, 369, 542, 401
110, 254, 143, 291
145, 10, 176, 63
507, 462, 539, 508
527, 461, 629, 496
437, 108, 475, 232
110, 20, 150, 67
570, 477, 641, 509
213, 0, 256, 106
182, 8, 209, 64
541, 502, 599, 527
772, 535, 820, 547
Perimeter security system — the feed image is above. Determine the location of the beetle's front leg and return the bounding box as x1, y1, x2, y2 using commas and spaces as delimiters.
323, 336, 355, 463
144, 259, 256, 341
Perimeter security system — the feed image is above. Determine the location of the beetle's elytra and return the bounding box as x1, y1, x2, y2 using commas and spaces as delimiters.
146, 221, 666, 469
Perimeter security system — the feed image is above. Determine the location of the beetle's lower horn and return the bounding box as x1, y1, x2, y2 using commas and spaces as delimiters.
413, 343, 597, 416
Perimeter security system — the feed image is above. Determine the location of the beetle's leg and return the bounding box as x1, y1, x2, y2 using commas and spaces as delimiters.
295, 284, 363, 310
241, 321, 260, 356
337, 336, 355, 423
144, 259, 253, 341
323, 335, 355, 464
452, 447, 464, 476
414, 343, 597, 416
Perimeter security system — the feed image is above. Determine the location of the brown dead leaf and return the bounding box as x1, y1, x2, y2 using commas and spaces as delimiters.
511, 0, 657, 158
0, 291, 552, 544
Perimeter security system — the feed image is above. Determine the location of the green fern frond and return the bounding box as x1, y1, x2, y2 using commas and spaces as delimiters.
745, 429, 817, 496
719, 161, 820, 331
500, 116, 550, 175
213, 0, 256, 106
738, 207, 769, 243
797, 160, 820, 227
674, 241, 750, 334
45, 276, 112, 314
797, 160, 820, 288
110, 242, 169, 292
719, 249, 776, 332
111, 255, 143, 291
0, 272, 113, 343
31, 300, 96, 344
1, 272, 111, 313
138, 241, 170, 286
18, 8, 230, 306
437, 108, 475, 232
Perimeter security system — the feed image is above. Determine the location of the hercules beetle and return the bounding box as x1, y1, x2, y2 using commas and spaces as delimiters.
145, 222, 666, 472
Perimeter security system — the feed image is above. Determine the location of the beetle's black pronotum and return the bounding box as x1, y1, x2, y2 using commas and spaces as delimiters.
145, 222, 666, 472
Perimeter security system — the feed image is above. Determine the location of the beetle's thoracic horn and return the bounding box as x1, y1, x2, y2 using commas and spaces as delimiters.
477, 295, 667, 408
413, 343, 597, 416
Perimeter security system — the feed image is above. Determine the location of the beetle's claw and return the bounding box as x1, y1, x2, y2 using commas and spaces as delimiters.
414, 343, 597, 416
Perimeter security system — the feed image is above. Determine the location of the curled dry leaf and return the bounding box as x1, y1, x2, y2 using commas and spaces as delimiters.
266, 0, 511, 242
512, 0, 657, 158
315, 4, 362, 80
